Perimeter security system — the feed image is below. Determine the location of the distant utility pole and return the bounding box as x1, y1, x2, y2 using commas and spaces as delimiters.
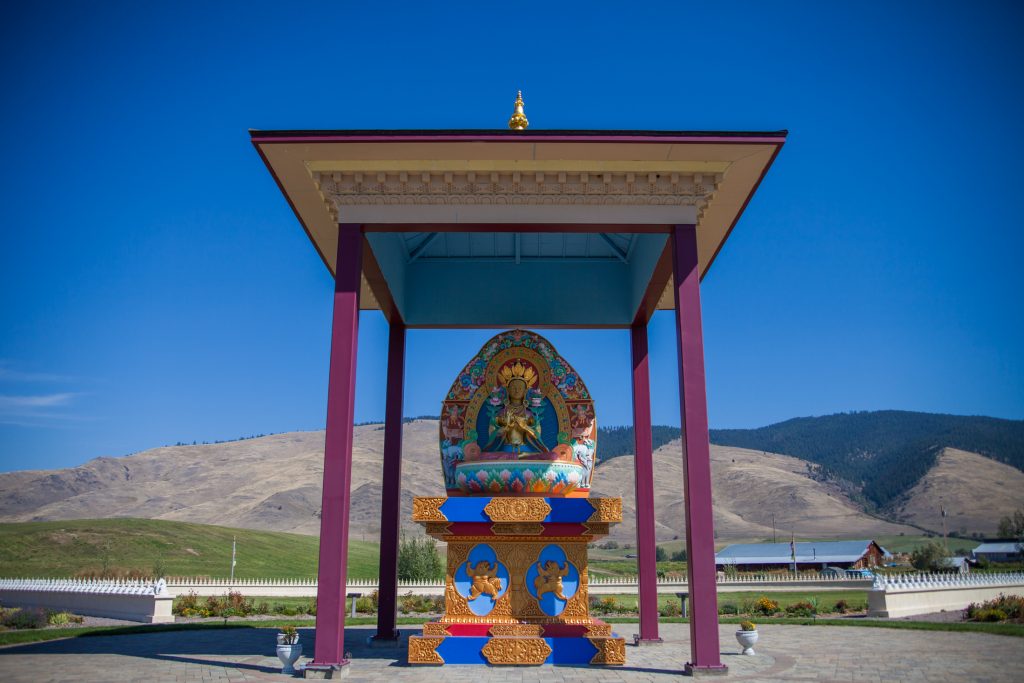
772, 514, 777, 544
230, 536, 237, 583
941, 506, 949, 552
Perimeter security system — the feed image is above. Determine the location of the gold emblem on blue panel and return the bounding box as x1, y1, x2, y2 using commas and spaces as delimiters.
526, 544, 579, 616
454, 544, 509, 616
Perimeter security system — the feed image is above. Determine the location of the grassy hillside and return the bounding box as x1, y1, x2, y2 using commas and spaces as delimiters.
0, 518, 380, 579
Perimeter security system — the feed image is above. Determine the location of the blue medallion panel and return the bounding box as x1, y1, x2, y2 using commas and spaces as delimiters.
453, 544, 509, 616
525, 544, 580, 616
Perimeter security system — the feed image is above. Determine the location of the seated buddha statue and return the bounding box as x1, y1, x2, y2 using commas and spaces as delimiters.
483, 376, 548, 456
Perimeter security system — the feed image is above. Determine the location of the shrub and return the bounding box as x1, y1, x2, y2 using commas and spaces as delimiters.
965, 594, 1024, 622
655, 546, 668, 562
174, 592, 200, 616
355, 597, 376, 614
972, 608, 1008, 622
46, 611, 81, 626
671, 549, 687, 562
717, 603, 738, 616
784, 600, 816, 617
2, 607, 48, 630
833, 599, 850, 614
753, 596, 779, 616
739, 620, 756, 631
399, 593, 419, 614
254, 602, 270, 615
659, 601, 681, 617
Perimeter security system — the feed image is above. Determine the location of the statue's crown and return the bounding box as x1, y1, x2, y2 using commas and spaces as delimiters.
498, 360, 537, 387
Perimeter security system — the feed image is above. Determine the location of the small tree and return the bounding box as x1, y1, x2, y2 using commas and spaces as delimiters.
655, 546, 668, 562
398, 536, 444, 581
909, 540, 950, 572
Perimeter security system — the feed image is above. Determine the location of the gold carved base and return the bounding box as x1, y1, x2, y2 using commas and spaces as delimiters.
407, 634, 626, 666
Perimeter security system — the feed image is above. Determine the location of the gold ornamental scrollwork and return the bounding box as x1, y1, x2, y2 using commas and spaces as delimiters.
587, 497, 623, 523
407, 636, 445, 664
481, 637, 552, 665
491, 522, 544, 536
588, 637, 626, 665
484, 497, 552, 522
421, 622, 449, 636
489, 624, 544, 637
424, 521, 451, 537
586, 622, 612, 637
412, 497, 448, 522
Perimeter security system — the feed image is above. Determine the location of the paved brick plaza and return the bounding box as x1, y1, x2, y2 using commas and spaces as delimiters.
0, 624, 1021, 682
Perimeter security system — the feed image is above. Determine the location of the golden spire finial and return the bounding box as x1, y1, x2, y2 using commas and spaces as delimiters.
508, 90, 528, 130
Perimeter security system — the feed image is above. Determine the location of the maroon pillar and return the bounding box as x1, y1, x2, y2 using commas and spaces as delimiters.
373, 320, 405, 642
310, 224, 362, 672
631, 321, 662, 644
672, 224, 726, 674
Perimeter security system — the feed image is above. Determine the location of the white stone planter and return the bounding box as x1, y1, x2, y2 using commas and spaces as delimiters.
276, 643, 303, 674
735, 629, 758, 655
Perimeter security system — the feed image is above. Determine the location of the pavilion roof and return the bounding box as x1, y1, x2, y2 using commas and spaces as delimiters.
251, 129, 786, 327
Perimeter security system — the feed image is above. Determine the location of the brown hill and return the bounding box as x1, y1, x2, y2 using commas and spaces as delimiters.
0, 420, 926, 542
890, 447, 1024, 536
592, 441, 916, 543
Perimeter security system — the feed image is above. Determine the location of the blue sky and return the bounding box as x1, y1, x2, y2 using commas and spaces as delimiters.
1, 1, 1022, 472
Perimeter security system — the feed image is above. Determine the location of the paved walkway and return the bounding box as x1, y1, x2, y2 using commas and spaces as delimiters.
0, 623, 1021, 682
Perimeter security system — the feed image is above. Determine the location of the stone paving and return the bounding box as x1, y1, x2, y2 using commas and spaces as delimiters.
0, 623, 1021, 682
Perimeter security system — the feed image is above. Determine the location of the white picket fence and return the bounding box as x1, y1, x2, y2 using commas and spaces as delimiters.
868, 572, 1024, 618
0, 578, 174, 623
157, 572, 870, 598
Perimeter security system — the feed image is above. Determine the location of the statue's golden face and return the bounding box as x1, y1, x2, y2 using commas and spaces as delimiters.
507, 378, 527, 401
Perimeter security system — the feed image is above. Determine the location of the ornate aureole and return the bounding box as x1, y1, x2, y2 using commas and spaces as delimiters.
439, 330, 598, 496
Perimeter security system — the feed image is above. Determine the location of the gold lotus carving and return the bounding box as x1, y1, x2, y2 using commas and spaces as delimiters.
484, 497, 552, 522
481, 637, 552, 665
412, 497, 448, 522
407, 636, 445, 664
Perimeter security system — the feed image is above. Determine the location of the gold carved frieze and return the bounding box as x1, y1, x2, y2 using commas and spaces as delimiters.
489, 624, 544, 637
407, 636, 445, 664
481, 637, 552, 666
491, 522, 544, 535
421, 622, 449, 636
588, 637, 626, 665
584, 522, 610, 537
587, 498, 623, 523
484, 497, 552, 522
424, 521, 451, 537
586, 622, 612, 637
412, 497, 448, 522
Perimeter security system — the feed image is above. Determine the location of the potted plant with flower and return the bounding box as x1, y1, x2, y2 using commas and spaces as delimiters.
276, 624, 302, 674
735, 620, 758, 655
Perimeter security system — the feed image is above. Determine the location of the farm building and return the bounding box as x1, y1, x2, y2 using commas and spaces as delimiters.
715, 540, 889, 571
972, 542, 1022, 563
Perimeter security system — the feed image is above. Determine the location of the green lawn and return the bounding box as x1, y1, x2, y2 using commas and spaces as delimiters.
0, 519, 380, 579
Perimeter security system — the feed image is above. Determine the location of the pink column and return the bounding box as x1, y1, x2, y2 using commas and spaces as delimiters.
672, 224, 726, 674
631, 321, 662, 644
373, 320, 406, 642
310, 224, 362, 672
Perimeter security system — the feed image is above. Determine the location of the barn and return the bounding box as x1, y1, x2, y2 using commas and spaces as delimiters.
715, 540, 889, 571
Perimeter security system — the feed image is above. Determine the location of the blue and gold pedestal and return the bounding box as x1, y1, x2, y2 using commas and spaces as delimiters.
408, 496, 625, 666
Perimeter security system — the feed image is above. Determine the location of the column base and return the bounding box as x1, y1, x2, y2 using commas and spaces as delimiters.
366, 630, 403, 648
684, 662, 728, 677
632, 634, 664, 646
303, 661, 351, 679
